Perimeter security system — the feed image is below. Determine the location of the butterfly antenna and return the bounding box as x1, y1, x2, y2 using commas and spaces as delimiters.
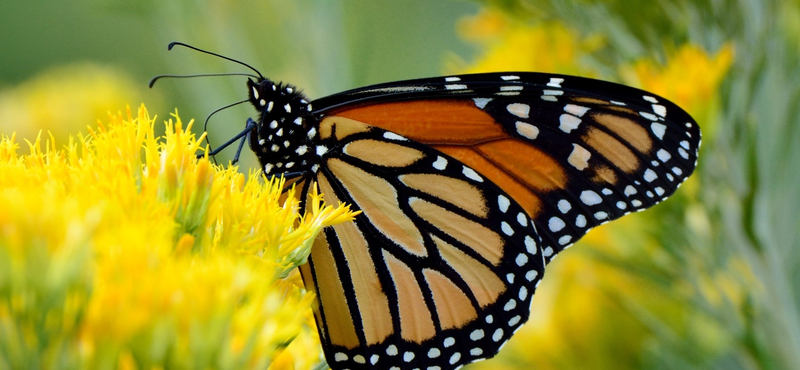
201, 98, 250, 164
168, 42, 264, 80
148, 72, 259, 88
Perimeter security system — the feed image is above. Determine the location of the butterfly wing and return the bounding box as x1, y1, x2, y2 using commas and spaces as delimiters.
313, 72, 700, 262
297, 72, 699, 370
298, 119, 545, 370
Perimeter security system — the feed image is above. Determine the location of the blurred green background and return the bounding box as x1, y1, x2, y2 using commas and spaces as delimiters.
2, 0, 799, 369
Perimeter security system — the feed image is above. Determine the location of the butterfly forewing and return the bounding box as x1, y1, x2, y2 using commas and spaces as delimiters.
315, 72, 700, 261
298, 118, 546, 370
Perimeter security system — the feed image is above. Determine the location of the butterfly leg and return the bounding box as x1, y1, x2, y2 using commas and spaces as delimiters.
196, 118, 258, 163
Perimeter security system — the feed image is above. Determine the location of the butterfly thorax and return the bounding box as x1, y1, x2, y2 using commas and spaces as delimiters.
247, 78, 318, 176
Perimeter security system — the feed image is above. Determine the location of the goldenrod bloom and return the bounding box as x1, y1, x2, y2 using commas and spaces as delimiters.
0, 105, 357, 369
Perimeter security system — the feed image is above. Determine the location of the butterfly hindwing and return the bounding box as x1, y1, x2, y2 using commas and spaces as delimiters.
298, 117, 546, 370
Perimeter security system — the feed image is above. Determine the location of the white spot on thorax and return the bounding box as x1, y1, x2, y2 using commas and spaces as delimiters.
284, 103, 292, 113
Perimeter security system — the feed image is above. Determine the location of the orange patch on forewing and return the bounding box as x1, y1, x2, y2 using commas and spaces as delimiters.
399, 173, 488, 218
433, 145, 543, 218
592, 113, 653, 153
326, 158, 427, 257
583, 127, 639, 173
344, 139, 425, 167
422, 269, 478, 330
408, 197, 504, 265
476, 138, 568, 192
433, 235, 505, 308
592, 165, 618, 184
306, 232, 360, 348
382, 250, 436, 343
316, 173, 394, 345
318, 116, 372, 140
331, 100, 507, 145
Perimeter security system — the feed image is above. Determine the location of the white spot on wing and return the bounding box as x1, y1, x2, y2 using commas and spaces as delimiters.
644, 169, 657, 182
568, 144, 591, 170
463, 167, 483, 182
501, 75, 520, 80
643, 95, 658, 103
547, 77, 564, 87
657, 149, 671, 162
444, 76, 461, 82
498, 195, 510, 213
559, 114, 582, 133
524, 235, 536, 253
507, 103, 530, 118
564, 104, 590, 117
473, 97, 492, 109
432, 156, 447, 170
549, 217, 565, 232
383, 132, 407, 141
652, 104, 667, 116
515, 121, 539, 140
445, 84, 468, 90
501, 222, 514, 236
500, 85, 523, 91
580, 190, 602, 205
651, 122, 667, 139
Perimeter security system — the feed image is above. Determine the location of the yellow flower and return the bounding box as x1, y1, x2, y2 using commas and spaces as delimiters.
448, 9, 603, 76
621, 43, 734, 138
0, 105, 356, 369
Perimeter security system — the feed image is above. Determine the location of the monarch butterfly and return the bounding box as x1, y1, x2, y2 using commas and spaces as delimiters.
154, 42, 700, 370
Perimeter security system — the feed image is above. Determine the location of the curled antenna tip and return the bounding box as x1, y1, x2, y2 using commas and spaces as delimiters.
148, 76, 160, 88
167, 41, 180, 50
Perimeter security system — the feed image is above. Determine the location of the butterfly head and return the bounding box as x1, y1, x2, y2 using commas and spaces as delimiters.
246, 78, 317, 177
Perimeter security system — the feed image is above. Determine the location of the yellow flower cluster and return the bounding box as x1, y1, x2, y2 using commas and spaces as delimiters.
0, 106, 357, 369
